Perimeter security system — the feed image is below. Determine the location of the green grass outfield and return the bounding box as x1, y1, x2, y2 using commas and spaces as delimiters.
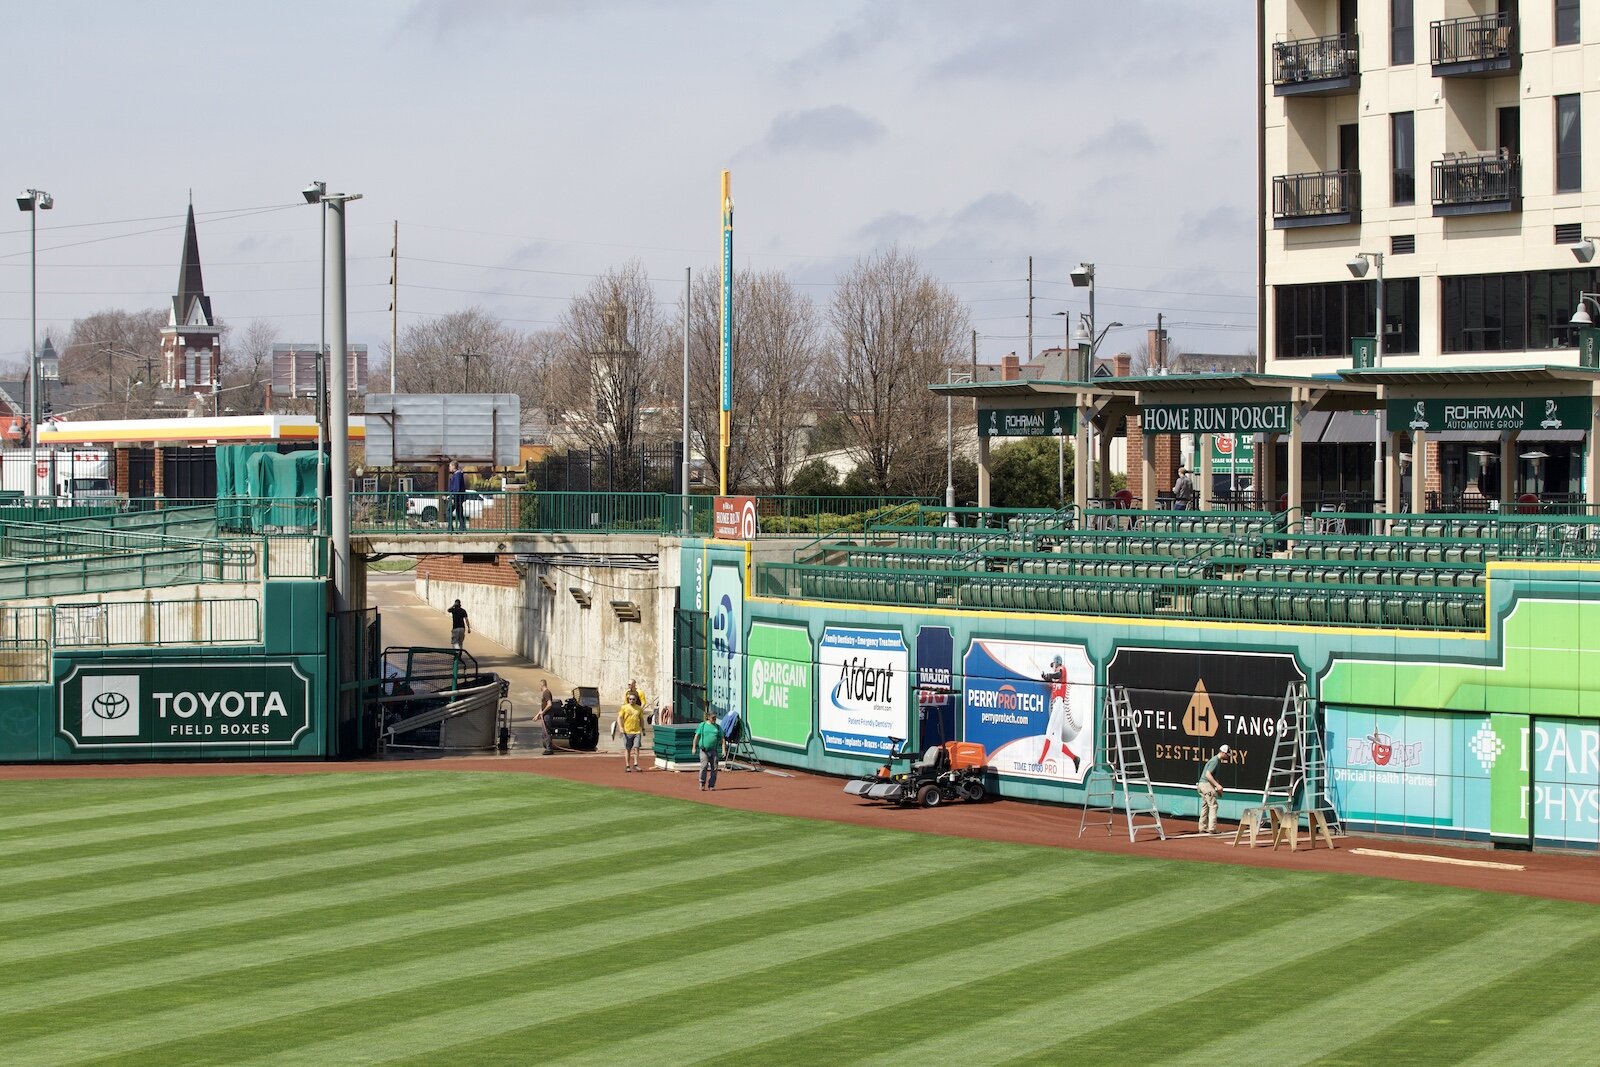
2, 772, 1598, 1066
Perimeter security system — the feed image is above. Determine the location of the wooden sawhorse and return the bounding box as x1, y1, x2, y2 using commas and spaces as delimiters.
1270, 809, 1337, 851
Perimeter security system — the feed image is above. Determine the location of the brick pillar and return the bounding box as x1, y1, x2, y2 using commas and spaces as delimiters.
114, 447, 130, 495
153, 447, 165, 498
1000, 353, 1021, 381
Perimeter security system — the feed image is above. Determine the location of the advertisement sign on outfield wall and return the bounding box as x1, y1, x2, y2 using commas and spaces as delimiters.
962, 639, 1094, 783
819, 626, 908, 757
709, 562, 744, 721
746, 621, 812, 749
59, 662, 312, 748
916, 625, 957, 748
1107, 647, 1304, 792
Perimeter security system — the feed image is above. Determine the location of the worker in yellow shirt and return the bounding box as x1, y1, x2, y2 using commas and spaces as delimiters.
618, 680, 647, 772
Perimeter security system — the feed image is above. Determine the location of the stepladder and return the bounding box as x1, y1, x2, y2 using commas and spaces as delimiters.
1105, 686, 1165, 842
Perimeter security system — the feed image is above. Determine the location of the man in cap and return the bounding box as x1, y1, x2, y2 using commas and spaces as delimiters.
1196, 744, 1228, 833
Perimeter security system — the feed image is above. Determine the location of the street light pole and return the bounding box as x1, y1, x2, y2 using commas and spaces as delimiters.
1071, 264, 1097, 500
304, 183, 361, 612
945, 369, 973, 521
17, 189, 52, 499
1349, 252, 1385, 512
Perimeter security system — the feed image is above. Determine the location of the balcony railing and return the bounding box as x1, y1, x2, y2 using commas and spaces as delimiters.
1272, 33, 1359, 95
1431, 12, 1518, 75
1431, 152, 1521, 216
1272, 170, 1360, 228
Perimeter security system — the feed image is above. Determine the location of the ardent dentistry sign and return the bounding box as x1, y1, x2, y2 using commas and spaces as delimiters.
1142, 402, 1291, 435
59, 661, 312, 748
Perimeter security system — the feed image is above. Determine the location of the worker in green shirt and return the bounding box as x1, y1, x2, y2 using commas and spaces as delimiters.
693, 709, 723, 791
1196, 744, 1228, 833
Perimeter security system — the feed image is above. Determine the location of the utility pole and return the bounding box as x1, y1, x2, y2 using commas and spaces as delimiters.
1156, 312, 1164, 372
390, 221, 398, 393
1026, 256, 1034, 362
971, 329, 978, 382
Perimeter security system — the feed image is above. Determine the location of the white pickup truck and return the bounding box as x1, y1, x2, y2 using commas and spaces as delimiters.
404, 491, 493, 524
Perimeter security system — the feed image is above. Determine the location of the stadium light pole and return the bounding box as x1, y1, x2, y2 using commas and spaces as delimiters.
945, 369, 973, 522
1349, 252, 1385, 512
17, 189, 52, 499
304, 182, 328, 535
305, 183, 362, 612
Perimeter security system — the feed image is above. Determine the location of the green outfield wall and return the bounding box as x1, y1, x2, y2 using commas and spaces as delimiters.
0, 580, 337, 762
684, 540, 1600, 851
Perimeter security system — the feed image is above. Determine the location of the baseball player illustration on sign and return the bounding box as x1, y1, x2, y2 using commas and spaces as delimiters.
1038, 654, 1083, 772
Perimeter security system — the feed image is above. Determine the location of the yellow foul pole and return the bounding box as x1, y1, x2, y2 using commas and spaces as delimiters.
719, 170, 732, 497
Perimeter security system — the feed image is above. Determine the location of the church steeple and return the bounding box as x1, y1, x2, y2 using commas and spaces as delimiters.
159, 198, 222, 395
172, 202, 213, 328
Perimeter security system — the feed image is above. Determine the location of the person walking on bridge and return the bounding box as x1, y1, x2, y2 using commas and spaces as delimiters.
446, 460, 468, 533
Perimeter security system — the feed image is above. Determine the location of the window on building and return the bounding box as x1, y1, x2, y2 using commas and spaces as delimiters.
1442, 269, 1600, 352
1556, 95, 1582, 192
1273, 279, 1420, 359
1391, 0, 1414, 65
1391, 112, 1415, 205
1556, 0, 1580, 46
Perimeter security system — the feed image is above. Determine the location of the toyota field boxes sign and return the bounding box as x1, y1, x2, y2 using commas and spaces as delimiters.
1106, 647, 1304, 793
713, 496, 758, 540
60, 662, 313, 749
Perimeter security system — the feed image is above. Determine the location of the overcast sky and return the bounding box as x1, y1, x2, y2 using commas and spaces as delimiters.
2, 1, 1258, 374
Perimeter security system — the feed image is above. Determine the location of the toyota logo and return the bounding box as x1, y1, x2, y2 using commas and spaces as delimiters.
90, 691, 131, 720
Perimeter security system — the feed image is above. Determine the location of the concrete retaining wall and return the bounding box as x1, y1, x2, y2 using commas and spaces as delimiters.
526, 561, 661, 706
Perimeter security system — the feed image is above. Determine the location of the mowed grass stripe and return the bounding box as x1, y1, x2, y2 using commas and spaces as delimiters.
1460, 987, 1600, 1066
0, 800, 765, 963
841, 888, 1427, 1067
1, 834, 1063, 1064
0, 770, 542, 853
533, 871, 1312, 1067
0, 773, 419, 838
0, 828, 884, 1018
219, 858, 1128, 1067
0, 786, 624, 924
1314, 928, 1600, 1064
993, 890, 1547, 1065
1178, 902, 1587, 1067
656, 879, 1378, 1067
0, 781, 582, 885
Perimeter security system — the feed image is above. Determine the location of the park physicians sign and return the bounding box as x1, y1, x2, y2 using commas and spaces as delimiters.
981, 407, 1076, 438
1142, 402, 1290, 435
59, 661, 312, 748
1387, 396, 1591, 433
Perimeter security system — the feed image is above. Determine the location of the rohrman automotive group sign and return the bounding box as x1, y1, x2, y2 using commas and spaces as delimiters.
1387, 397, 1592, 433
59, 662, 312, 748
980, 407, 1076, 438
1142, 402, 1290, 435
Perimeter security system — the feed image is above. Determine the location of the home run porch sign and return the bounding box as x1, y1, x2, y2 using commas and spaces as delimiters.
59, 661, 313, 748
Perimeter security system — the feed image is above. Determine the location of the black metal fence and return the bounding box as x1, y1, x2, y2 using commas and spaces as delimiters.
1273, 170, 1359, 220
528, 442, 686, 493
1432, 153, 1520, 207
1272, 32, 1358, 85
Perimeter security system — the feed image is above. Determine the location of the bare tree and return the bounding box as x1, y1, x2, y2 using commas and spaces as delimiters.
548, 261, 667, 477
392, 307, 545, 418
219, 319, 278, 415
61, 308, 165, 417
743, 272, 819, 493
819, 248, 971, 493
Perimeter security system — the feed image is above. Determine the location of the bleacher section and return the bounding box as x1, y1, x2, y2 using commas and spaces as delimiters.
754, 505, 1579, 632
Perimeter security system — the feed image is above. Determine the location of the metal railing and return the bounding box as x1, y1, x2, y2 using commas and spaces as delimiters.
1273, 170, 1359, 220
755, 562, 1486, 632
347, 491, 934, 538
0, 541, 257, 599
52, 597, 262, 648
1432, 153, 1520, 207
1272, 32, 1359, 85
1431, 11, 1516, 66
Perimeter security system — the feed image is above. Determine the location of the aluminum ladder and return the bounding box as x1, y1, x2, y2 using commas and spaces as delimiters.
1105, 686, 1165, 842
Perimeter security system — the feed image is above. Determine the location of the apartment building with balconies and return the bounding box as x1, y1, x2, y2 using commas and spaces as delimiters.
1261, 1, 1596, 507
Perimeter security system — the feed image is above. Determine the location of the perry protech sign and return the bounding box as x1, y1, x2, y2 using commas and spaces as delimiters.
1142, 402, 1291, 435
981, 407, 1076, 438
1387, 396, 1592, 433
59, 661, 313, 748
